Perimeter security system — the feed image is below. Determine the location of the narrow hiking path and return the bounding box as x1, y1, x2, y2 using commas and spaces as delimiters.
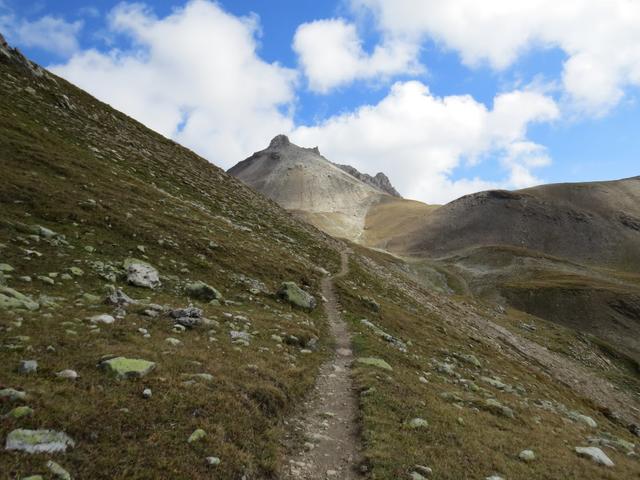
283, 250, 361, 479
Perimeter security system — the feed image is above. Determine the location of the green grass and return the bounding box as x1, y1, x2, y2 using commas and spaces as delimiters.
0, 53, 341, 479
335, 252, 640, 479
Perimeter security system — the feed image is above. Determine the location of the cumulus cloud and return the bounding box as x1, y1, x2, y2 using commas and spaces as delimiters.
293, 18, 420, 93
0, 14, 83, 56
293, 81, 558, 203
51, 0, 297, 167
349, 0, 640, 115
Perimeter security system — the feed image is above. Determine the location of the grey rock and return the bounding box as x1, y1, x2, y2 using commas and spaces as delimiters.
519, 449, 535, 462
124, 258, 160, 288
277, 282, 316, 310
105, 289, 136, 306
185, 281, 223, 302
46, 461, 71, 480
575, 446, 614, 467
18, 360, 38, 374
0, 388, 27, 401
5, 429, 75, 453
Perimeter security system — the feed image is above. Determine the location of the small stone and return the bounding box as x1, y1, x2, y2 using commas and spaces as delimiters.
408, 418, 429, 429
409, 472, 427, 480
18, 360, 38, 374
185, 281, 223, 302
357, 357, 393, 371
88, 314, 115, 325
0, 263, 14, 273
37, 275, 54, 285
56, 369, 79, 380
21, 476, 43, 480
0, 388, 27, 401
68, 267, 84, 277
100, 357, 156, 379
206, 456, 221, 466
575, 446, 614, 467
46, 460, 71, 480
142, 388, 152, 399
188, 428, 206, 443
569, 411, 597, 428
165, 337, 182, 346
413, 465, 433, 476
519, 449, 536, 462
6, 406, 34, 419
5, 429, 75, 453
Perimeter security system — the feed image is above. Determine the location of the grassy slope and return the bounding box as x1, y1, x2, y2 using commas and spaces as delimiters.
339, 245, 640, 479
0, 50, 341, 479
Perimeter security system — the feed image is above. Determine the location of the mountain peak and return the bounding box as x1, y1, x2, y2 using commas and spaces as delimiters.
269, 134, 290, 148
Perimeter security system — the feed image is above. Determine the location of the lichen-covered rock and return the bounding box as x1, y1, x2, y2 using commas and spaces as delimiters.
105, 288, 136, 306
277, 282, 316, 310
88, 314, 115, 325
188, 428, 206, 443
0, 388, 27, 401
0, 287, 39, 311
47, 461, 71, 480
185, 281, 222, 302
5, 429, 75, 453
124, 258, 160, 289
357, 357, 393, 371
100, 357, 156, 379
6, 406, 34, 419
407, 418, 429, 429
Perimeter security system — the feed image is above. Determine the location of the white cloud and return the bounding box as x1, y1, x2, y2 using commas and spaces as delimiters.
350, 0, 640, 115
51, 0, 296, 167
0, 14, 83, 56
293, 81, 558, 203
293, 18, 420, 93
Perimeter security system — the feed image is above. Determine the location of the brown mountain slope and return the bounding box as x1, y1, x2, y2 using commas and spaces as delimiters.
389, 177, 640, 271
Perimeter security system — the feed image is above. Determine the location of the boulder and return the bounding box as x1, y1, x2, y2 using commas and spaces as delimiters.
100, 357, 156, 379
124, 258, 160, 288
5, 429, 75, 453
277, 282, 316, 310
185, 281, 222, 302
0, 287, 39, 311
575, 446, 614, 467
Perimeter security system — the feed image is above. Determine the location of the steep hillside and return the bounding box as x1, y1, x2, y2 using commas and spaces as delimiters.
2, 34, 640, 480
228, 136, 433, 244
0, 35, 342, 479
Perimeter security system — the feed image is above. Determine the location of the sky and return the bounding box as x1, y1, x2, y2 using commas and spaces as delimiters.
1, 0, 639, 204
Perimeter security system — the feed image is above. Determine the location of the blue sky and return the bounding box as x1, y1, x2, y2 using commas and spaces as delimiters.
1, 0, 639, 203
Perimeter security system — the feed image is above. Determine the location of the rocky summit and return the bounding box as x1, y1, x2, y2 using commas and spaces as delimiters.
2, 29, 640, 480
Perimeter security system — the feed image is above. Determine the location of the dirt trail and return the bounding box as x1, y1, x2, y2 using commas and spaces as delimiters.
282, 250, 361, 479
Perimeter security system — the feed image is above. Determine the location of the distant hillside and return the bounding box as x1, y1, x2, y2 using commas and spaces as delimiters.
389, 178, 640, 270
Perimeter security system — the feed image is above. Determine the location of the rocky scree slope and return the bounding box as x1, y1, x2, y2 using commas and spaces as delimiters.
0, 34, 344, 479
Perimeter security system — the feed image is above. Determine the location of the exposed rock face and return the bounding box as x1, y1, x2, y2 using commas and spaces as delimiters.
334, 164, 401, 197
228, 135, 399, 240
